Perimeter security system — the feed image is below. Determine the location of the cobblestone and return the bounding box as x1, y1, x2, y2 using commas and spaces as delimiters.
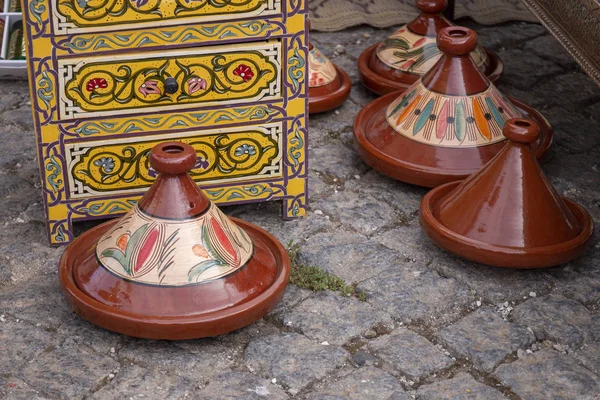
245, 333, 349, 394
18, 338, 119, 399
305, 367, 410, 400
436, 307, 535, 372
512, 295, 600, 348
197, 371, 290, 399
368, 328, 454, 381
89, 365, 194, 400
416, 372, 506, 400
119, 338, 236, 381
358, 264, 474, 325
282, 291, 394, 345
495, 350, 600, 399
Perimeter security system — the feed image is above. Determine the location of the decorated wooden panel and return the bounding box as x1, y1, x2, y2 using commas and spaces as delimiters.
59, 41, 281, 119
23, 0, 308, 245
66, 124, 283, 198
51, 0, 282, 35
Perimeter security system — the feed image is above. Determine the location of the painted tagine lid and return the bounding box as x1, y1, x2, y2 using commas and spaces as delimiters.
358, 0, 503, 95
353, 26, 553, 188
308, 44, 352, 114
58, 142, 290, 340
420, 118, 594, 268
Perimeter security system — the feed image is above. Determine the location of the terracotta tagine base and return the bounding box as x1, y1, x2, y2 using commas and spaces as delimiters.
308, 44, 352, 114
354, 26, 553, 188
357, 0, 503, 96
58, 142, 290, 340
420, 119, 594, 268
354, 91, 553, 187
358, 43, 503, 96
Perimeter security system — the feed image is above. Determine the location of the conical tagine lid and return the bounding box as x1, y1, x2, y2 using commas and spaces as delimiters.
308, 44, 351, 114
59, 142, 290, 339
420, 119, 594, 268
353, 26, 553, 187
358, 0, 503, 95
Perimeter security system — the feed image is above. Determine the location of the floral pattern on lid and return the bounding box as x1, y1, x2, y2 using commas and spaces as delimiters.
308, 46, 337, 87
386, 81, 522, 148
96, 202, 253, 286
376, 26, 488, 75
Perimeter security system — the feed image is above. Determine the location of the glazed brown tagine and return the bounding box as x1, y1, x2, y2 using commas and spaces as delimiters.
354, 26, 553, 188
58, 142, 290, 340
358, 0, 503, 95
308, 43, 352, 114
420, 118, 594, 269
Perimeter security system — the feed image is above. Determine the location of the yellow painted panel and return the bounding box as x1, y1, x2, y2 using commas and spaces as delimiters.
66, 123, 283, 198
52, 0, 282, 35
59, 41, 281, 119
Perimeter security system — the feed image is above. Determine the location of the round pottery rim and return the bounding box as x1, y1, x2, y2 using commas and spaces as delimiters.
309, 65, 352, 114
357, 43, 503, 96
353, 91, 553, 187
59, 217, 291, 339
420, 181, 595, 268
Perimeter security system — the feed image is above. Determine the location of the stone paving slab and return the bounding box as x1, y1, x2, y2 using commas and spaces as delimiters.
494, 349, 600, 399
244, 333, 349, 395
1, 21, 600, 399
282, 291, 394, 345
196, 371, 290, 400
305, 367, 411, 400
89, 365, 194, 400
436, 307, 535, 372
18, 338, 119, 400
368, 328, 454, 382
416, 372, 506, 400
512, 295, 600, 348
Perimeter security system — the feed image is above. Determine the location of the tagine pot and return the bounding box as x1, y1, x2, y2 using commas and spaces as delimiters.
358, 0, 503, 95
308, 44, 352, 114
58, 142, 291, 340
420, 118, 594, 268
354, 26, 553, 188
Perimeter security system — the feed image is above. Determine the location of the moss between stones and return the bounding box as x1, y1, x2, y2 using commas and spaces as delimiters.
287, 242, 366, 301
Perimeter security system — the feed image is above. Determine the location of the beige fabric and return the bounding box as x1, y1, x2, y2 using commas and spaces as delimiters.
520, 0, 600, 86
309, 0, 538, 31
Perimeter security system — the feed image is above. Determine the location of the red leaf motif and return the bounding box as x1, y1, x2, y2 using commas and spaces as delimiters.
135, 226, 160, 274
413, 37, 426, 47
209, 217, 239, 266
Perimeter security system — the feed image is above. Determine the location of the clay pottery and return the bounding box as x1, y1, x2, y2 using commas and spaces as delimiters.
358, 0, 503, 95
58, 142, 290, 339
309, 43, 352, 114
420, 118, 594, 268
354, 26, 553, 188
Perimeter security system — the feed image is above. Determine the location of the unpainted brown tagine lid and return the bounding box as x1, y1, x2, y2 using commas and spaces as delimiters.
353, 26, 553, 188
358, 0, 503, 95
58, 142, 290, 339
308, 43, 352, 114
420, 118, 594, 268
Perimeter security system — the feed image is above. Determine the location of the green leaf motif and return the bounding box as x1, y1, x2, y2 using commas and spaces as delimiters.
187, 260, 223, 283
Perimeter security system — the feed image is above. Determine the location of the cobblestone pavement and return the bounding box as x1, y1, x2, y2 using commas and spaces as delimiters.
1, 21, 600, 400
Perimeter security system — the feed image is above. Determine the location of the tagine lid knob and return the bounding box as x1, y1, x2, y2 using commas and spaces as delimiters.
416, 0, 447, 14
149, 142, 197, 175
137, 142, 210, 219
436, 26, 478, 56
503, 118, 539, 144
